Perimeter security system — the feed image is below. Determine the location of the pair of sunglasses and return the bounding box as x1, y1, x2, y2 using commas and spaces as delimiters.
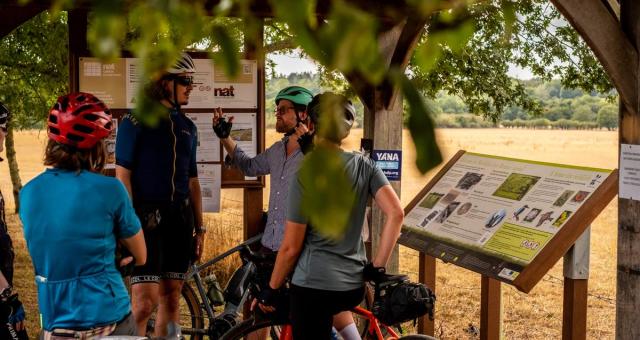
174, 76, 194, 87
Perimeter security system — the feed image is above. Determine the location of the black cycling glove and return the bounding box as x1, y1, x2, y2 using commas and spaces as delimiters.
212, 118, 233, 139
298, 133, 315, 154
363, 262, 386, 282
257, 286, 279, 310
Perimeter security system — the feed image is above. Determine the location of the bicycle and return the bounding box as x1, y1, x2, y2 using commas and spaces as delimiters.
218, 249, 437, 340
146, 233, 270, 340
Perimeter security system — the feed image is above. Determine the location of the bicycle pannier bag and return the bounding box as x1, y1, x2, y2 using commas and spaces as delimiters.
374, 281, 436, 325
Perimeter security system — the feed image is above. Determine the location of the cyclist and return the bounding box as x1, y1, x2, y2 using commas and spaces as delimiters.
0, 102, 28, 340
212, 85, 312, 251
213, 87, 360, 339
19, 93, 146, 338
115, 52, 205, 336
256, 93, 404, 340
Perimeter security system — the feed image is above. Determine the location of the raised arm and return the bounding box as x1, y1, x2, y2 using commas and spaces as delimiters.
371, 185, 404, 268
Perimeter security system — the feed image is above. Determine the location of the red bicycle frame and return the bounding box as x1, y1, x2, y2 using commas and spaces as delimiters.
275, 306, 399, 340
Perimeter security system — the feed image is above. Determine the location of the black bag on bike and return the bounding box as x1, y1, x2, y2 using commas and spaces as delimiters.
373, 281, 436, 325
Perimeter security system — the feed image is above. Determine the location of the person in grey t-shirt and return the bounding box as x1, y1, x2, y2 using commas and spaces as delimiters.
212, 86, 313, 251
255, 93, 404, 340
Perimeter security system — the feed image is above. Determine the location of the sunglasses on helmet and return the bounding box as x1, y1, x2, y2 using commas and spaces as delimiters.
174, 76, 194, 87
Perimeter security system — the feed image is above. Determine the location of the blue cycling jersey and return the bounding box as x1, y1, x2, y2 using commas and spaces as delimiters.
116, 109, 198, 203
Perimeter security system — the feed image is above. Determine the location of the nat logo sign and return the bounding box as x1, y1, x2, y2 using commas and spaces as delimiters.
372, 150, 402, 181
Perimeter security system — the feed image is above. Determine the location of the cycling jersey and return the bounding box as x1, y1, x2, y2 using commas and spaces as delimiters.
19, 169, 141, 331
116, 109, 198, 203
287, 152, 389, 291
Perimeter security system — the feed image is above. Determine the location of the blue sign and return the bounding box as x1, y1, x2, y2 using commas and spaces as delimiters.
373, 150, 402, 181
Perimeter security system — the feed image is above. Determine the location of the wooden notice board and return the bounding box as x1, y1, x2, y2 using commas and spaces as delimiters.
399, 150, 618, 293
75, 52, 264, 190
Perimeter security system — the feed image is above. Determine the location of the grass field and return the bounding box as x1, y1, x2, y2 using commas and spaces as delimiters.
1, 128, 618, 339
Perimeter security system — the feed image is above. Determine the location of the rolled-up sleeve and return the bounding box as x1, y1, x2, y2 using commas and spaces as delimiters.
226, 145, 272, 177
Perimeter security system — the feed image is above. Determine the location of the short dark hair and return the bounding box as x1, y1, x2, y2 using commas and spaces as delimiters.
44, 139, 107, 173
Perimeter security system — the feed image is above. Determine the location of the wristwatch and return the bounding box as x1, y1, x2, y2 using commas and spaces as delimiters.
195, 225, 207, 234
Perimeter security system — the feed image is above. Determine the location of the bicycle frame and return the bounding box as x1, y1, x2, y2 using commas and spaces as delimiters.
353, 306, 400, 340
183, 233, 263, 333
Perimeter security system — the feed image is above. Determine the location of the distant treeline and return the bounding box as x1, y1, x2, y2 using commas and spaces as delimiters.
267, 74, 618, 130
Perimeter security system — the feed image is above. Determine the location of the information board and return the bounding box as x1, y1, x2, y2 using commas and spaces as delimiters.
399, 151, 618, 292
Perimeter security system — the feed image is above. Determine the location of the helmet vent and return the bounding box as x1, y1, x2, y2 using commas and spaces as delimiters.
66, 133, 84, 142
73, 104, 95, 116
76, 94, 86, 102
83, 113, 99, 122
49, 126, 60, 135
48, 115, 58, 124
73, 124, 94, 134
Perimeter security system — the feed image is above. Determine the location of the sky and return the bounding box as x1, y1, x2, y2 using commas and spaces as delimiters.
269, 52, 535, 80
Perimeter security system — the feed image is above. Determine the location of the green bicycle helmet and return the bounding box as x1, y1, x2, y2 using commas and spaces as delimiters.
275, 86, 314, 107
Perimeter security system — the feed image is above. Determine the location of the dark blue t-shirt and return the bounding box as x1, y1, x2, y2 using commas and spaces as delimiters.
116, 109, 198, 203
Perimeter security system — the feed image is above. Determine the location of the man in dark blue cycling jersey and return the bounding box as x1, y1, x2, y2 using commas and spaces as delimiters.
115, 53, 205, 336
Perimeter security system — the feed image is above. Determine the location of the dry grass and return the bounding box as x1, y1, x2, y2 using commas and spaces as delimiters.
2, 128, 618, 338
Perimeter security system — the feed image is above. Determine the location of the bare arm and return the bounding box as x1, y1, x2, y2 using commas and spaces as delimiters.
371, 185, 404, 268
0, 270, 9, 291
115, 165, 133, 198
268, 221, 307, 290
121, 230, 146, 265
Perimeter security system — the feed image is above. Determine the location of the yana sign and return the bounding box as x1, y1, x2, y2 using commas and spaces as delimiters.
400, 151, 618, 292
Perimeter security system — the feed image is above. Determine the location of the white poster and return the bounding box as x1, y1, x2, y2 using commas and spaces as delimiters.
104, 118, 118, 169
125, 58, 220, 109
125, 58, 141, 109
183, 59, 215, 109
185, 112, 220, 162
619, 143, 640, 201
224, 112, 257, 158
197, 163, 221, 212
212, 60, 258, 108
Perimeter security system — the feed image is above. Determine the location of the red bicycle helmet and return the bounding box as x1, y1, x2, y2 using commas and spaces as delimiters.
48, 92, 113, 149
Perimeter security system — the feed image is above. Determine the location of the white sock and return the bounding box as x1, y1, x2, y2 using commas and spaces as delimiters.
338, 323, 361, 340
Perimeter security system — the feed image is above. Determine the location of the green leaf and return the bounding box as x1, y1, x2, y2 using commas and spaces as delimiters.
209, 24, 240, 79
392, 70, 442, 173
299, 144, 355, 241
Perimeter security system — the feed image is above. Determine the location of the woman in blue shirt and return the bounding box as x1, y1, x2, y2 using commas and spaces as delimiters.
19, 93, 146, 338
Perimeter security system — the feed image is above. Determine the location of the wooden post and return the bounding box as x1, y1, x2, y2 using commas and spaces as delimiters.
242, 19, 265, 240
480, 276, 502, 340
364, 22, 404, 273
562, 227, 590, 340
417, 253, 436, 336
68, 9, 88, 92
617, 2, 640, 339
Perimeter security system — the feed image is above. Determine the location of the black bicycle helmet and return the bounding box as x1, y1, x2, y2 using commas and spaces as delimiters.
307, 92, 355, 143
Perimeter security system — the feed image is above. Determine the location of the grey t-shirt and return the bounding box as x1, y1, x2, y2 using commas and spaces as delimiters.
287, 151, 390, 291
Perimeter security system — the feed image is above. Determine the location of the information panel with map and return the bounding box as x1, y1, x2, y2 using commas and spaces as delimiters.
400, 151, 618, 292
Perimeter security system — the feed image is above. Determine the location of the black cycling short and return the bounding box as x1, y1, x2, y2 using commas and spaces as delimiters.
130, 199, 195, 284
289, 284, 365, 340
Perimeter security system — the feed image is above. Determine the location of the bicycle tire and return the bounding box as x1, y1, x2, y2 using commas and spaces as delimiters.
220, 317, 285, 340
146, 282, 205, 340
398, 335, 438, 340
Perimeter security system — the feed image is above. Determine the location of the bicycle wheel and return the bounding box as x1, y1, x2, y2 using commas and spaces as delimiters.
146, 282, 206, 339
220, 317, 285, 340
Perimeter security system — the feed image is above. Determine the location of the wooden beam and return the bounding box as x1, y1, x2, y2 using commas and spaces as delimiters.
0, 4, 48, 38
417, 253, 436, 336
550, 0, 638, 115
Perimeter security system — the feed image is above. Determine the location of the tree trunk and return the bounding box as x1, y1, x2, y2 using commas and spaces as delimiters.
4, 127, 22, 213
